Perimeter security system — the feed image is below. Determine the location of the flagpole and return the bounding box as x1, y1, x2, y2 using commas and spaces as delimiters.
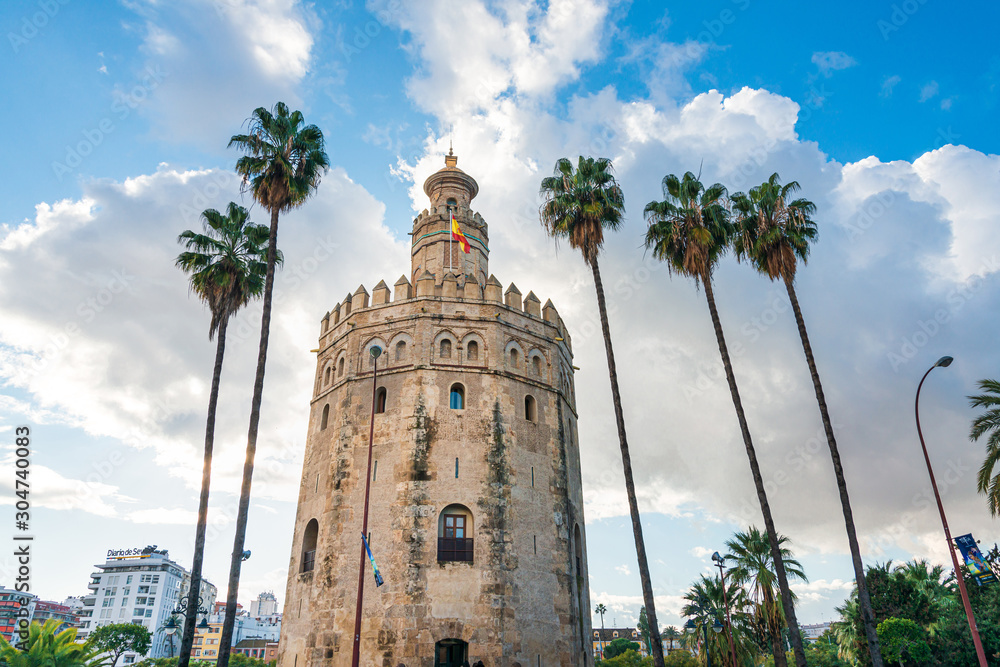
448, 207, 453, 272
351, 345, 381, 667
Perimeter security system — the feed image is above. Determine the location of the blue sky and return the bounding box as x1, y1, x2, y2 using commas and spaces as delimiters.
2, 0, 999, 634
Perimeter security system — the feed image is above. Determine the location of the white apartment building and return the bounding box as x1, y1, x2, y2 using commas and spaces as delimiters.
248, 591, 277, 618
78, 546, 216, 666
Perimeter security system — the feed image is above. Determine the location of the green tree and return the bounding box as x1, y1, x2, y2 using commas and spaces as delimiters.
638, 606, 655, 655
725, 526, 807, 663
540, 156, 664, 666
681, 574, 759, 666
663, 650, 699, 667
87, 623, 152, 666
731, 173, 884, 667
968, 378, 1000, 516
644, 171, 806, 667
218, 102, 329, 667
174, 203, 271, 667
606, 638, 643, 660
603, 649, 654, 667
875, 618, 930, 666
0, 619, 106, 667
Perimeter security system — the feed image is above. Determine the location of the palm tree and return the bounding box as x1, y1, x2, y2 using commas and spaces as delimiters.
661, 626, 681, 655
174, 203, 271, 667
969, 379, 1000, 516
595, 603, 608, 658
0, 619, 106, 667
725, 527, 807, 664
730, 172, 884, 667
643, 171, 806, 667
681, 575, 758, 666
218, 102, 329, 667
540, 156, 665, 667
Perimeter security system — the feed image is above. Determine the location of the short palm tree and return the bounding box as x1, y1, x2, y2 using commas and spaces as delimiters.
595, 603, 608, 657
730, 173, 884, 667
969, 379, 1000, 516
661, 626, 681, 655
681, 574, 758, 666
174, 202, 271, 667
218, 102, 329, 667
725, 527, 807, 663
540, 156, 665, 667
643, 171, 806, 667
0, 619, 106, 667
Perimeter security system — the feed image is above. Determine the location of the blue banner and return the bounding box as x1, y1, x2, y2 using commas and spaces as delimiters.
954, 533, 997, 586
362, 532, 384, 587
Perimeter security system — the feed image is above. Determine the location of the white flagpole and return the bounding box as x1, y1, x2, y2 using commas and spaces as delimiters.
448, 208, 453, 272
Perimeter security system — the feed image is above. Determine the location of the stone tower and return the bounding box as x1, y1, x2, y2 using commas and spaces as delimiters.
278, 152, 591, 667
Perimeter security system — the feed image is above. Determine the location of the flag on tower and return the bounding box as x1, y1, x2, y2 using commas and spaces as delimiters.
451, 213, 471, 254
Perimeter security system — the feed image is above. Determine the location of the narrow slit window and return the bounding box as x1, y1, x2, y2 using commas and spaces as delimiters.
531, 467, 534, 487
320, 404, 330, 430
376, 387, 387, 414
533, 535, 537, 554
455, 458, 459, 478
373, 460, 378, 482
337, 357, 345, 377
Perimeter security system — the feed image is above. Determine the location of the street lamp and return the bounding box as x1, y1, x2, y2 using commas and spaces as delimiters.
685, 612, 714, 666
164, 618, 178, 658
352, 345, 382, 667
712, 551, 738, 667
914, 355, 987, 666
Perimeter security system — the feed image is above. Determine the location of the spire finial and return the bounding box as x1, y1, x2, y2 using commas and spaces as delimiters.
444, 142, 458, 168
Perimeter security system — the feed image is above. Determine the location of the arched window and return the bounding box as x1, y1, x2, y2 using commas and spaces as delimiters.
509, 348, 520, 368
376, 387, 387, 414
440, 339, 452, 359
337, 357, 345, 377
531, 355, 542, 377
323, 366, 331, 384
437, 504, 473, 562
450, 383, 465, 410
320, 404, 329, 430
395, 340, 407, 361
525, 395, 537, 422
301, 519, 318, 573
466, 340, 479, 362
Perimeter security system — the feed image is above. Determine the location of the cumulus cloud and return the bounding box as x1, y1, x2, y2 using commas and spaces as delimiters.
811, 51, 857, 76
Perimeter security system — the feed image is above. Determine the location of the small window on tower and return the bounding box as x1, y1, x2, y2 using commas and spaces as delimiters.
509, 348, 520, 368
337, 357, 345, 377
376, 388, 387, 414
466, 340, 479, 362
440, 339, 452, 359
320, 404, 329, 430
450, 383, 465, 410
395, 340, 407, 361
525, 395, 537, 422
532, 355, 542, 377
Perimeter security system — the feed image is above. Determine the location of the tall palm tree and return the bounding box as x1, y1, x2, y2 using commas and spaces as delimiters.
681, 575, 758, 666
730, 172, 884, 667
539, 156, 665, 667
662, 626, 681, 655
643, 171, 806, 667
595, 603, 608, 658
725, 527, 807, 664
174, 203, 271, 667
218, 102, 329, 667
969, 379, 1000, 516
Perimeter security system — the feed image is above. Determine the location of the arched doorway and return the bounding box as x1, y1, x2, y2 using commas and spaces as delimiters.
434, 639, 467, 667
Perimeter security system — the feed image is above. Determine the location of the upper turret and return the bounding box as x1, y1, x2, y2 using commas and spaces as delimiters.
411, 149, 490, 288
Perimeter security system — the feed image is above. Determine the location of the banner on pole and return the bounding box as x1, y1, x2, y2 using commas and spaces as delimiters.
954, 533, 997, 586
362, 532, 384, 587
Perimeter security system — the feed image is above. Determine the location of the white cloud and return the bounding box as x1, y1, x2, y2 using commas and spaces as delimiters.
615, 564, 633, 576
811, 51, 857, 76
791, 578, 854, 602
880, 75, 901, 98
689, 546, 713, 559
919, 81, 940, 102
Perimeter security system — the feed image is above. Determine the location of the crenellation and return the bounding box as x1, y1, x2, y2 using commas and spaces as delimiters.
442, 272, 458, 298
484, 275, 503, 303
416, 270, 436, 297
394, 274, 412, 301
523, 291, 541, 318
504, 283, 522, 311
372, 279, 390, 305
351, 285, 369, 311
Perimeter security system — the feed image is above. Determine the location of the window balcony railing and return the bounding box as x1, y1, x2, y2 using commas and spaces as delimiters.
437, 537, 474, 562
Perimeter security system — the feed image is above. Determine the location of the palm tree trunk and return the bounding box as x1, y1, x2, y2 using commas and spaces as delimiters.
590, 259, 665, 667
783, 276, 884, 667
763, 589, 785, 667
700, 275, 807, 667
217, 208, 280, 667
178, 317, 229, 667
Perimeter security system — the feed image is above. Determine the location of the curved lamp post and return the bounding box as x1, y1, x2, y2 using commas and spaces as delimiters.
915, 355, 987, 666
351, 345, 382, 667
685, 606, 723, 666
712, 551, 738, 667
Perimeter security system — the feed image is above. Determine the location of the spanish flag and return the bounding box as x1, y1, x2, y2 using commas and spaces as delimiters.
451, 213, 471, 254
